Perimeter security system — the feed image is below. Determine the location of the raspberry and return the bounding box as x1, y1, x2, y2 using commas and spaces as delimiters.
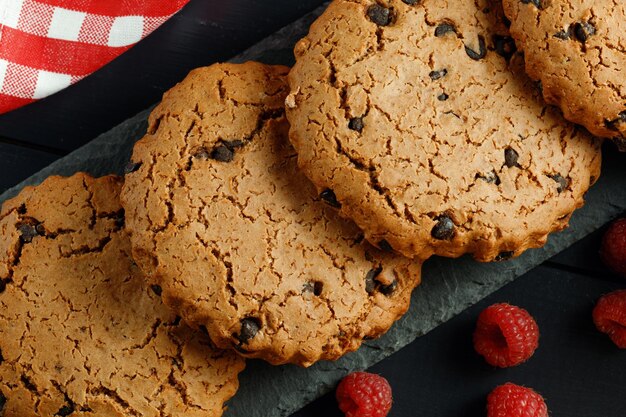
600, 218, 626, 277
336, 372, 392, 417
487, 383, 548, 417
593, 290, 626, 348
473, 303, 539, 367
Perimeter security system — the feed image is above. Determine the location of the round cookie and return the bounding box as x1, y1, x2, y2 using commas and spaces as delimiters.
503, 0, 626, 148
121, 62, 423, 367
286, 0, 602, 262
0, 174, 244, 417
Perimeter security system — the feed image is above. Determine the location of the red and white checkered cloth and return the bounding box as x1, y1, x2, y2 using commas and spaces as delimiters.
0, 0, 190, 114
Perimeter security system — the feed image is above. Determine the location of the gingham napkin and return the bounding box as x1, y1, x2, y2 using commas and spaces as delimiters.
0, 0, 190, 114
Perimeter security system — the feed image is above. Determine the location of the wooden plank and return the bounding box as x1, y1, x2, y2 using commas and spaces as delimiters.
0, 0, 325, 152
291, 264, 626, 417
0, 143, 60, 193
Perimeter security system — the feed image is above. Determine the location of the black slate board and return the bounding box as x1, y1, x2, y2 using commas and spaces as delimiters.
1, 5, 625, 417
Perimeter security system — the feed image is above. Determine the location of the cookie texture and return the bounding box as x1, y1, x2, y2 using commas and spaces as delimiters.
0, 174, 244, 417
121, 62, 423, 367
286, 0, 602, 262
503, 0, 626, 148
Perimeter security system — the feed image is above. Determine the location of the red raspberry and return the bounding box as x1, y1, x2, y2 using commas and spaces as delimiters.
473, 303, 539, 367
593, 289, 626, 348
336, 372, 392, 417
600, 218, 626, 277
487, 383, 548, 417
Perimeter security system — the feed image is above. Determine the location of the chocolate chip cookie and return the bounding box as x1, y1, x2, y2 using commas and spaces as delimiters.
121, 62, 423, 367
503, 0, 626, 149
286, 0, 602, 262
0, 174, 244, 417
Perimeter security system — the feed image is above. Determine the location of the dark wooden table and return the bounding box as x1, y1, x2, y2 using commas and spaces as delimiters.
1, 1, 624, 415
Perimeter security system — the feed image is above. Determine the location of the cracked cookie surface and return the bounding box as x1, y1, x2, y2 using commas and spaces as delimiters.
503, 0, 626, 148
286, 0, 602, 262
121, 62, 423, 367
0, 174, 244, 417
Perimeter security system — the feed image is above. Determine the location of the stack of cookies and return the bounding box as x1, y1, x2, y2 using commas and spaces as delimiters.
0, 0, 621, 415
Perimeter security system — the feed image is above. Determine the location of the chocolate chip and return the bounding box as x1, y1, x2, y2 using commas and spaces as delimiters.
222, 140, 245, 150
0, 390, 6, 413
365, 268, 382, 294
431, 215, 455, 240
237, 318, 260, 344
495, 251, 514, 261
349, 117, 365, 132
574, 21, 595, 43
435, 23, 456, 37
554, 28, 571, 40
504, 147, 520, 168
379, 280, 397, 295
378, 239, 393, 251
56, 404, 75, 416
521, 0, 541, 8
367, 4, 392, 26
17, 204, 26, 215
605, 111, 626, 131
18, 221, 44, 244
151, 285, 162, 296
465, 35, 487, 60
493, 35, 517, 60
124, 162, 142, 175
477, 171, 501, 185
401, 0, 420, 4
320, 189, 341, 208
437, 93, 449, 101
211, 145, 235, 162
303, 281, 324, 296
429, 69, 448, 80
549, 174, 570, 193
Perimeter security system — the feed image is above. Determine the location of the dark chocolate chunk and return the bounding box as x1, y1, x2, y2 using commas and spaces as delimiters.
554, 28, 571, 40
304, 281, 323, 296
320, 189, 341, 208
378, 239, 393, 252
573, 21, 596, 43
365, 268, 382, 294
437, 93, 449, 101
495, 251, 514, 262
237, 318, 260, 344
124, 162, 142, 175
379, 280, 397, 295
477, 171, 501, 185
429, 69, 448, 80
549, 174, 570, 193
151, 285, 162, 296
493, 35, 517, 60
521, 0, 541, 8
435, 23, 456, 37
349, 117, 365, 132
431, 215, 455, 240
367, 4, 392, 26
18, 221, 44, 244
56, 404, 75, 416
605, 111, 626, 131
210, 145, 235, 162
504, 147, 520, 168
465, 35, 487, 60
